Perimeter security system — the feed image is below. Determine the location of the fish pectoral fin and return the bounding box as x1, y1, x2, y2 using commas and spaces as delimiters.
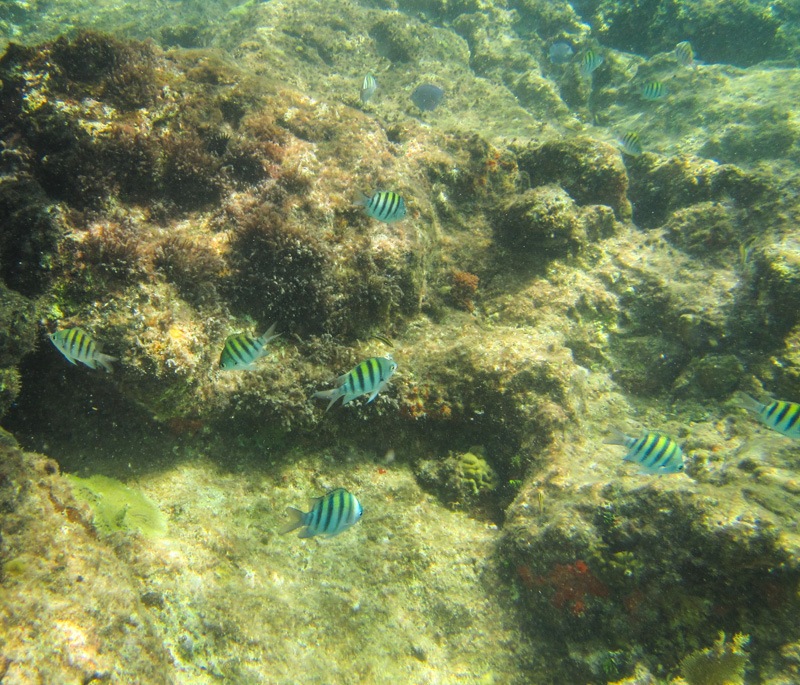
366, 381, 388, 404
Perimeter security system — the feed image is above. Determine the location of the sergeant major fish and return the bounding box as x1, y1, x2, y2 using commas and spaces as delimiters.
605, 428, 684, 474
734, 392, 800, 438
360, 73, 377, 104
579, 50, 604, 77
640, 80, 667, 100
280, 488, 363, 538
356, 190, 407, 223
49, 327, 117, 372
219, 322, 280, 370
619, 131, 643, 156
313, 355, 397, 411
674, 41, 695, 67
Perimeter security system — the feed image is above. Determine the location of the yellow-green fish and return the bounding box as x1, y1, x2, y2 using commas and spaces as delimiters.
734, 393, 800, 438
280, 488, 363, 538
313, 355, 397, 411
674, 41, 694, 67
219, 323, 280, 370
605, 428, 684, 474
579, 50, 604, 77
49, 328, 116, 372
619, 131, 643, 156
640, 80, 667, 100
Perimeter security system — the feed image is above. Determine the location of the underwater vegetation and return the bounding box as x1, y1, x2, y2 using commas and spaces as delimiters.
66, 474, 167, 538
678, 632, 750, 685
2, 0, 800, 681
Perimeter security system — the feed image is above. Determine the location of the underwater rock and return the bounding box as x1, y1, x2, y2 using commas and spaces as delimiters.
673, 354, 745, 399
0, 440, 172, 682
662, 202, 741, 263
587, 0, 784, 67
494, 184, 617, 258
502, 464, 800, 683
515, 137, 632, 221
627, 155, 768, 230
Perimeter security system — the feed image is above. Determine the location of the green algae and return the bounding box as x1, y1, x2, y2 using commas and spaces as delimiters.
679, 632, 750, 685
66, 474, 167, 539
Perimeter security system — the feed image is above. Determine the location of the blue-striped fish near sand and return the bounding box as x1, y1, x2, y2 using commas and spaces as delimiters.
579, 50, 604, 77
49, 328, 117, 372
605, 428, 684, 474
640, 80, 667, 100
360, 73, 377, 104
356, 190, 407, 223
280, 488, 363, 538
219, 322, 280, 370
733, 393, 800, 438
313, 355, 397, 411
674, 41, 695, 67
619, 131, 643, 156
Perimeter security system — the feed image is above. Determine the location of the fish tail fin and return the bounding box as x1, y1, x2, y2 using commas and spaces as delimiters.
354, 191, 370, 208
95, 353, 117, 373
731, 392, 764, 414
313, 388, 344, 412
278, 507, 306, 535
258, 322, 281, 347
603, 426, 630, 446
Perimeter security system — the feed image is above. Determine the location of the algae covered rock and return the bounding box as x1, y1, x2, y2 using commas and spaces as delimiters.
514, 137, 632, 221
494, 183, 618, 259
415, 446, 499, 510
0, 440, 172, 683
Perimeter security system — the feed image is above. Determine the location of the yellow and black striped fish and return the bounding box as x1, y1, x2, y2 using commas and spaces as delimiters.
734, 393, 800, 438
360, 73, 377, 104
279, 488, 363, 538
674, 41, 694, 67
579, 50, 604, 77
313, 355, 397, 411
605, 428, 684, 474
640, 80, 667, 100
219, 322, 280, 370
356, 191, 407, 223
619, 131, 643, 156
49, 327, 116, 372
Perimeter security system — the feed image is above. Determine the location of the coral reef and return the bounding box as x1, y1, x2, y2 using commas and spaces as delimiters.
1, 0, 800, 682
455, 448, 498, 497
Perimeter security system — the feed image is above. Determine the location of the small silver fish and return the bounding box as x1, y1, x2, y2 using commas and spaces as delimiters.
49, 327, 117, 372
360, 73, 377, 104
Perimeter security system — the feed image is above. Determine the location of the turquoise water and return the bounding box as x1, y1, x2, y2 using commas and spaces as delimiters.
1, 1, 799, 683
